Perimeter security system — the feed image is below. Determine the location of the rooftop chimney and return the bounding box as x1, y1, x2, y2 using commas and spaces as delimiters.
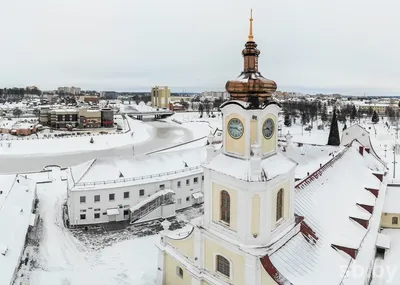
206, 132, 215, 162
250, 143, 262, 180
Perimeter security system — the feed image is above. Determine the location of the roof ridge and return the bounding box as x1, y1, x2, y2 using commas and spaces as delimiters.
295, 147, 349, 189
75, 158, 98, 185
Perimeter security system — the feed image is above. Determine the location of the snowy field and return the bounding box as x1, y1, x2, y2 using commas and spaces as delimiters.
0, 116, 149, 155
14, 168, 202, 285
0, 116, 214, 173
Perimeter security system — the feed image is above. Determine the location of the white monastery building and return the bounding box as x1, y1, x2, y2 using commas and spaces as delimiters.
66, 146, 208, 226
155, 11, 388, 285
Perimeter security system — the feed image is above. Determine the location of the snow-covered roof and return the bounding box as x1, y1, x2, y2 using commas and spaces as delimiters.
267, 144, 386, 285
203, 152, 297, 182
69, 146, 207, 191
278, 142, 343, 179
383, 186, 400, 213
0, 174, 36, 285
373, 229, 400, 283
376, 233, 390, 249
12, 122, 35, 130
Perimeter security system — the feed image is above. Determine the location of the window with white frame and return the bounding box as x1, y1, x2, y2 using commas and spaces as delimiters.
80, 196, 86, 203
216, 255, 230, 278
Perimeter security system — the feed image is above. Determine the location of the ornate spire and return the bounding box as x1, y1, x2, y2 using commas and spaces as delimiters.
224, 9, 277, 108
248, 9, 254, 42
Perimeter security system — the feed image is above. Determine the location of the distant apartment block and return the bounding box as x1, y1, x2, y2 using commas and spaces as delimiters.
57, 86, 81, 95
100, 91, 119, 99
151, 86, 170, 108
354, 102, 399, 115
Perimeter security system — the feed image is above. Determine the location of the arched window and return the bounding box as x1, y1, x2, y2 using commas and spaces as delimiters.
216, 255, 230, 277
220, 191, 230, 224
392, 217, 398, 225
276, 189, 284, 221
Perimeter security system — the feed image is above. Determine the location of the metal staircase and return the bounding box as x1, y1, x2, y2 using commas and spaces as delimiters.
129, 191, 174, 224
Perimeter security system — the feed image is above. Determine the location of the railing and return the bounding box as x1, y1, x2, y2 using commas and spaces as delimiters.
130, 194, 174, 224
75, 165, 202, 186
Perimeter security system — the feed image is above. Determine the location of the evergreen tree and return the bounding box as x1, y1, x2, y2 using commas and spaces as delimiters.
372, 110, 379, 123
350, 105, 357, 121
367, 106, 374, 116
321, 103, 328, 122
327, 110, 340, 146
301, 111, 310, 126
284, 113, 291, 127
337, 110, 346, 124
198, 103, 204, 118
343, 124, 347, 131
90, 137, 94, 143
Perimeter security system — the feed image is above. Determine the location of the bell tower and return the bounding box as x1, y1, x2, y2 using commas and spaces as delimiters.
223, 10, 280, 160
202, 9, 296, 246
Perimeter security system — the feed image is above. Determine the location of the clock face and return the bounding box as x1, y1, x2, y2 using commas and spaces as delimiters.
262, 118, 274, 139
227, 118, 244, 139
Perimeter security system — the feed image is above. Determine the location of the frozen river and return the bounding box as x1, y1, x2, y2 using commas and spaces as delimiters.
0, 121, 196, 174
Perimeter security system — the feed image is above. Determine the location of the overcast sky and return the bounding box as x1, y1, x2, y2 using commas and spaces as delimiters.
1, 0, 400, 95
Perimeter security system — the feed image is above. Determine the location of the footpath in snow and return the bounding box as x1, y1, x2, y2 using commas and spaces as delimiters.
14, 168, 160, 285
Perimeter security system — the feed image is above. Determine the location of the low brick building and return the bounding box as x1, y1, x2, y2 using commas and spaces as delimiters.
78, 108, 101, 128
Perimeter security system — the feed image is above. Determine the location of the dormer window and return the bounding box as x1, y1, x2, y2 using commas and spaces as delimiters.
220, 191, 230, 224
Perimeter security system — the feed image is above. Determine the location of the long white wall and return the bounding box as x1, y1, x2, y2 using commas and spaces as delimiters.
67, 171, 204, 226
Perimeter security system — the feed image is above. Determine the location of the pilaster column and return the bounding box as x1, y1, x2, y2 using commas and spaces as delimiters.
244, 254, 259, 285
156, 249, 165, 285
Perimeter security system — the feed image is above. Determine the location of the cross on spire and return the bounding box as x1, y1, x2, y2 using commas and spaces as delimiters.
248, 9, 254, 42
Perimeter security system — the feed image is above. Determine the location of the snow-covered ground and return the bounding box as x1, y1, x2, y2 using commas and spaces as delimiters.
0, 117, 212, 173
14, 169, 202, 285
0, 116, 149, 156
166, 111, 222, 133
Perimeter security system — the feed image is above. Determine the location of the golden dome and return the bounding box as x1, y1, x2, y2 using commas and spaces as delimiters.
225, 9, 277, 107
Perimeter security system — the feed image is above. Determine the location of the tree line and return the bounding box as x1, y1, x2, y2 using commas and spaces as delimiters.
281, 100, 381, 127
0, 87, 42, 96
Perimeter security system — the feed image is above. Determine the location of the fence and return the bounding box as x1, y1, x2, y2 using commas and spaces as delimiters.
75, 165, 202, 187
